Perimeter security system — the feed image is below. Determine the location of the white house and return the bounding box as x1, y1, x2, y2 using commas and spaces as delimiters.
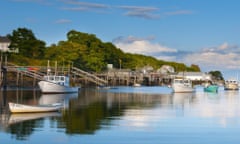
157, 65, 175, 74
175, 72, 212, 81
0, 36, 10, 52
0, 36, 18, 53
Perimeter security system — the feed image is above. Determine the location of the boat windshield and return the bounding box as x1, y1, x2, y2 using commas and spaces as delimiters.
174, 79, 190, 84
44, 76, 66, 82
225, 80, 238, 84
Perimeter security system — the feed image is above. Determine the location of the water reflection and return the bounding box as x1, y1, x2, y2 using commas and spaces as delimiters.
8, 112, 61, 125
172, 92, 196, 106
0, 87, 240, 143
39, 93, 78, 108
57, 88, 175, 134
0, 88, 198, 137
172, 92, 196, 117
189, 88, 240, 128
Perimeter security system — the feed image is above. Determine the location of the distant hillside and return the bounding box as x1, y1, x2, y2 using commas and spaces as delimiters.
6, 28, 200, 72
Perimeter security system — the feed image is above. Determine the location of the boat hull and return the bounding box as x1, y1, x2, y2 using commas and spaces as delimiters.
204, 85, 218, 93
172, 78, 195, 93
9, 102, 62, 113
172, 85, 195, 93
38, 81, 79, 93
224, 83, 239, 90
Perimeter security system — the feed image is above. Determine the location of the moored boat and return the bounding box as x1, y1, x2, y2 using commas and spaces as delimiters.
38, 75, 80, 93
8, 102, 63, 113
133, 83, 141, 87
172, 78, 195, 93
204, 85, 218, 93
224, 79, 239, 90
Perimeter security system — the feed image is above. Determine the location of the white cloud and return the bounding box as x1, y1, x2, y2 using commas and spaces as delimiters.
218, 42, 229, 50
114, 37, 240, 72
164, 10, 193, 16
55, 19, 72, 24
182, 43, 240, 71
118, 6, 160, 19
113, 36, 177, 55
12, 0, 51, 5
155, 55, 177, 61
60, 0, 110, 12
183, 52, 239, 69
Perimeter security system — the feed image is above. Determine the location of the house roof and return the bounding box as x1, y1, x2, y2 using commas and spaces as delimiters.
0, 36, 10, 43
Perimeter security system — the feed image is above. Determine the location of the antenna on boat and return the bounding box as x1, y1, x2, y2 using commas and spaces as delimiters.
62, 59, 65, 75
55, 61, 57, 76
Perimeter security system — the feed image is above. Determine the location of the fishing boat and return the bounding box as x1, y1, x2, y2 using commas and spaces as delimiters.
38, 75, 80, 93
172, 78, 195, 93
133, 83, 141, 87
8, 102, 63, 113
224, 79, 239, 90
204, 85, 218, 93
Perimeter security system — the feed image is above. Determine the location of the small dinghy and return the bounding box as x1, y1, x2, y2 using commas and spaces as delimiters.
8, 102, 63, 113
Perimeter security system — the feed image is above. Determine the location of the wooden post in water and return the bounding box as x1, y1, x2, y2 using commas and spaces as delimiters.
1, 53, 7, 90
0, 53, 2, 87
16, 72, 19, 86
2, 67, 7, 90
33, 72, 36, 87
55, 61, 57, 76
21, 73, 23, 86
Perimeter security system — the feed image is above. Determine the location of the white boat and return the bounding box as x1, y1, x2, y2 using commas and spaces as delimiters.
133, 83, 141, 87
8, 102, 63, 113
38, 75, 80, 93
172, 78, 195, 93
224, 79, 239, 90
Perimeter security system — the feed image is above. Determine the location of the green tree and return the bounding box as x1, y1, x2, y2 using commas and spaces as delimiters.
209, 71, 224, 81
7, 28, 46, 59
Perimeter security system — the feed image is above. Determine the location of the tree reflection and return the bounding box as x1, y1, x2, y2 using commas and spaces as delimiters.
7, 119, 43, 140
58, 88, 173, 135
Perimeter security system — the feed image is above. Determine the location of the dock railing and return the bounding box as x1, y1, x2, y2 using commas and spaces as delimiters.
1, 63, 108, 86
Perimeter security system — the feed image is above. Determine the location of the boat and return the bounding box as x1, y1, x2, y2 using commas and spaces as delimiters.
224, 79, 239, 90
172, 78, 195, 93
8, 102, 63, 113
133, 83, 141, 87
38, 75, 80, 93
204, 85, 218, 93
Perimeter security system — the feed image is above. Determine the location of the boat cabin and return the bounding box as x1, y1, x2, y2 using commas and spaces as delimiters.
225, 79, 238, 84
43, 75, 70, 86
173, 79, 192, 86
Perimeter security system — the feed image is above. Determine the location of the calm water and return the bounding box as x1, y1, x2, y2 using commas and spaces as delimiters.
1, 86, 240, 144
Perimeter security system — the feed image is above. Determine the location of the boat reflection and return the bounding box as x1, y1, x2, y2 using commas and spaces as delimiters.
223, 90, 239, 97
39, 93, 78, 108
172, 92, 195, 105
0, 112, 61, 140
172, 92, 196, 116
8, 112, 61, 125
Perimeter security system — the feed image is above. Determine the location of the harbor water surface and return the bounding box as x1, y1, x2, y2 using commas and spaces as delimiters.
1, 86, 240, 144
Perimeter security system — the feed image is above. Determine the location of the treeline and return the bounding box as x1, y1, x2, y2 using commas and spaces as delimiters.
6, 27, 200, 73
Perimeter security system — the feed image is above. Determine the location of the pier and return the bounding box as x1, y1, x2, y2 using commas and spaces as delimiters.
0, 62, 173, 87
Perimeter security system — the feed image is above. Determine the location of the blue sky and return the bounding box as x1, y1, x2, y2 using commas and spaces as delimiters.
1, 0, 240, 78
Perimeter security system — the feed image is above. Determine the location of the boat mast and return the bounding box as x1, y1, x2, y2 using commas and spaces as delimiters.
47, 60, 51, 75
55, 61, 57, 76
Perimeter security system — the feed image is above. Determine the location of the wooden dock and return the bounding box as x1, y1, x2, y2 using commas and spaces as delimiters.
0, 62, 172, 87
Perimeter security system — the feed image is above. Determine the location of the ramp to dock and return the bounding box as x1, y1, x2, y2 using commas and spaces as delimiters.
2, 64, 107, 86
